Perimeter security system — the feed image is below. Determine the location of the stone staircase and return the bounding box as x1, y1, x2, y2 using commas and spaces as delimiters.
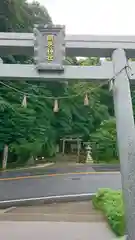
0, 201, 118, 239
39, 153, 86, 164
0, 201, 105, 222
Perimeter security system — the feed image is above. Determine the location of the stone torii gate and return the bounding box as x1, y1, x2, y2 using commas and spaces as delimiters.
0, 24, 135, 239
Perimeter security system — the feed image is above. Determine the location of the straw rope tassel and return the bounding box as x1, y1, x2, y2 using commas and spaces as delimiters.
84, 93, 89, 106
109, 80, 114, 91
53, 99, 59, 112
22, 95, 27, 107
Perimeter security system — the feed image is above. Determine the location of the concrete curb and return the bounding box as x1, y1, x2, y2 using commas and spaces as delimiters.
0, 162, 54, 173
0, 193, 96, 209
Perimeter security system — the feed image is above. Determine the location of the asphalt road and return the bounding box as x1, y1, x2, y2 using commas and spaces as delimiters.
0, 173, 121, 201
0, 164, 120, 179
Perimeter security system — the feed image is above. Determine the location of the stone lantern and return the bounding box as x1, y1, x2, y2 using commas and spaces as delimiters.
85, 143, 93, 163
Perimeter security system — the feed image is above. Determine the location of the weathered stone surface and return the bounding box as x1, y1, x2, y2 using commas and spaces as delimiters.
0, 221, 115, 240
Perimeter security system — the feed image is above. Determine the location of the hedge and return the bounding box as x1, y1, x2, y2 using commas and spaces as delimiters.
92, 188, 125, 236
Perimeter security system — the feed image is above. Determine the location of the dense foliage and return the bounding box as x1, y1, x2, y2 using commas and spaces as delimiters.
91, 118, 117, 162
92, 188, 125, 236
0, 0, 121, 167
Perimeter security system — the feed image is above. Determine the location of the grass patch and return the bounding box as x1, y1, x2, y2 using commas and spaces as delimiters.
94, 159, 119, 164
92, 188, 125, 237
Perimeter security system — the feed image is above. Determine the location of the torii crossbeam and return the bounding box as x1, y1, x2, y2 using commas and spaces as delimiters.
0, 62, 135, 82
0, 32, 135, 57
0, 24, 135, 239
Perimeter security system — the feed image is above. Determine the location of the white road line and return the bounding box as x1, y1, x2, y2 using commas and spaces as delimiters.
0, 193, 96, 204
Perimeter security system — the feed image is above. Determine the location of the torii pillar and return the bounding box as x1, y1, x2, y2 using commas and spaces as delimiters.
112, 48, 135, 240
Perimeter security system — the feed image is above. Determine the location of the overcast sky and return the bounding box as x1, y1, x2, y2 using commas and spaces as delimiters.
28, 0, 135, 35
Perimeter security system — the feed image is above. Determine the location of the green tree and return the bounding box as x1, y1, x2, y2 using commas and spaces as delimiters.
91, 118, 118, 162
0, 0, 52, 32
0, 1, 118, 167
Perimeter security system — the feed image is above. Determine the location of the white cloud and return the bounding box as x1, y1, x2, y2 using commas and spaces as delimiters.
28, 0, 135, 35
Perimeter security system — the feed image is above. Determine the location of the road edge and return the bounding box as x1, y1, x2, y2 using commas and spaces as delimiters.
0, 162, 55, 173
0, 193, 96, 208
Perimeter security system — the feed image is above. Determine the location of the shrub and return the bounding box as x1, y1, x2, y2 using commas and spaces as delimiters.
92, 188, 125, 236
